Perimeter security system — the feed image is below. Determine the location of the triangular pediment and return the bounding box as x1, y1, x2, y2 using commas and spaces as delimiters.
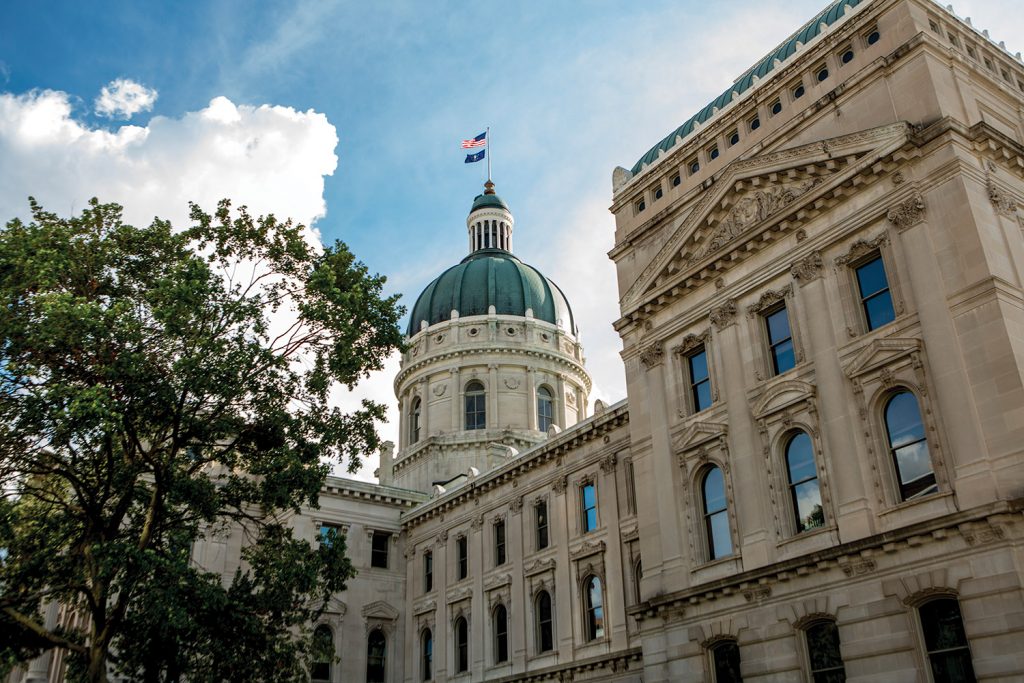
621, 122, 913, 312
672, 421, 728, 453
361, 600, 399, 621
752, 379, 816, 419
843, 337, 923, 379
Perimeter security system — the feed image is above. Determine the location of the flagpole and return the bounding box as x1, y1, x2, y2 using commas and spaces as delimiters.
486, 126, 491, 182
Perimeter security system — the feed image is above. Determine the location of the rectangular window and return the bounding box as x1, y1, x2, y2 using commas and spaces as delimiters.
318, 523, 343, 548
581, 483, 597, 533
625, 460, 637, 515
371, 531, 390, 569
765, 306, 796, 375
687, 346, 712, 412
424, 551, 433, 592
494, 520, 506, 566
634, 197, 646, 214
536, 501, 549, 550
855, 256, 895, 331
457, 536, 469, 580
653, 184, 663, 200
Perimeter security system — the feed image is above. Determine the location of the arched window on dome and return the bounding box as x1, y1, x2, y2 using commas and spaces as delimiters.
410, 397, 421, 445
537, 386, 554, 432
465, 381, 486, 430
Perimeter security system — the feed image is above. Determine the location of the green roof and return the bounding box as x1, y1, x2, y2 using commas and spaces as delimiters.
630, 0, 863, 175
407, 249, 576, 336
471, 193, 510, 212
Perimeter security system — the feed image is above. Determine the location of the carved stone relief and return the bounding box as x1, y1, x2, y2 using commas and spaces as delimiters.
886, 194, 926, 231
639, 342, 664, 370
710, 300, 738, 331
790, 251, 823, 284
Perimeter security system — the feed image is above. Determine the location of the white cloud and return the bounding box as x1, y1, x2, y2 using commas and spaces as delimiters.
94, 78, 159, 119
0, 89, 337, 232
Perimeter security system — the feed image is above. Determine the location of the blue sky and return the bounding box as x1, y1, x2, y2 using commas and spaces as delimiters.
1, 0, 1018, 476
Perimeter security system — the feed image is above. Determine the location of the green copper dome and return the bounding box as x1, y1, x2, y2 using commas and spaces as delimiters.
471, 193, 510, 212
407, 248, 576, 336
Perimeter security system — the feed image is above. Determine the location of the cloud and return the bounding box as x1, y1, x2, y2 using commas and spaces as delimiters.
94, 78, 159, 119
0, 61, 10, 85
0, 89, 337, 231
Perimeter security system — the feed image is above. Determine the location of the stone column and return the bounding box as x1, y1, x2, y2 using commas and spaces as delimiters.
418, 378, 429, 439
551, 477, 574, 658
555, 375, 567, 427
509, 499, 526, 666
450, 367, 461, 431
600, 457, 626, 643
526, 366, 538, 431
488, 363, 499, 429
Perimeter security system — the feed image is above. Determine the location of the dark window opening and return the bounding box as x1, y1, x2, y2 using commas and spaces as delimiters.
765, 306, 795, 375
920, 598, 975, 683
455, 617, 469, 673
687, 346, 712, 412
537, 591, 554, 653
711, 640, 742, 683
366, 629, 386, 683
456, 536, 469, 580
371, 531, 390, 569
494, 519, 506, 566
537, 385, 554, 432
312, 625, 333, 682
465, 381, 486, 430
423, 551, 433, 592
806, 620, 846, 683
536, 500, 549, 550
494, 604, 509, 663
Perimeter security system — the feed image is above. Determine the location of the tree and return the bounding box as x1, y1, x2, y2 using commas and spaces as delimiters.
0, 198, 404, 682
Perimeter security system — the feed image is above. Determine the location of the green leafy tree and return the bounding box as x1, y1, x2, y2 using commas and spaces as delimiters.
0, 198, 404, 682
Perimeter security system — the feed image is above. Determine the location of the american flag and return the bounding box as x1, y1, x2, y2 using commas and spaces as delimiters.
462, 132, 487, 149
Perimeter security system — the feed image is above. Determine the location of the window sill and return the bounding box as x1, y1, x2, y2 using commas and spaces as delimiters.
878, 489, 954, 517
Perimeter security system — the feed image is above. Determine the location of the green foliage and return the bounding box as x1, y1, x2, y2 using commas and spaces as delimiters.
0, 198, 403, 682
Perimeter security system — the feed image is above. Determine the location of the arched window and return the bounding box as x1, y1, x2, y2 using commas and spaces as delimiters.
366, 629, 386, 683
633, 559, 643, 605
312, 624, 333, 682
410, 397, 421, 444
702, 467, 732, 560
537, 385, 554, 432
493, 604, 509, 663
465, 381, 486, 430
710, 639, 742, 682
884, 391, 936, 500
420, 628, 432, 681
584, 576, 605, 641
454, 616, 469, 673
785, 432, 824, 532
805, 620, 845, 682
536, 590, 554, 653
919, 598, 975, 682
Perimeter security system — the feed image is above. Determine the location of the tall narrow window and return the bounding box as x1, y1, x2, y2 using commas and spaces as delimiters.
536, 591, 554, 653
494, 519, 506, 566
633, 559, 643, 605
371, 531, 390, 569
884, 391, 937, 500
711, 640, 742, 682
536, 500, 549, 550
702, 467, 732, 560
805, 620, 846, 682
456, 535, 468, 580
581, 482, 597, 533
537, 385, 554, 432
454, 616, 469, 673
687, 346, 712, 412
855, 256, 895, 331
366, 629, 386, 683
423, 550, 433, 592
493, 604, 509, 663
765, 306, 795, 375
410, 397, 422, 444
625, 459, 637, 515
312, 625, 333, 682
786, 432, 824, 532
465, 381, 486, 430
584, 576, 605, 641
421, 629, 433, 681
919, 598, 975, 682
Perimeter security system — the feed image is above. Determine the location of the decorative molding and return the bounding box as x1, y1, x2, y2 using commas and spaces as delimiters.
552, 475, 568, 495
790, 251, 823, 284
673, 421, 728, 453
566, 391, 577, 407
600, 453, 619, 474
471, 514, 484, 529
435, 529, 448, 547
886, 194, 926, 231
673, 331, 710, 356
987, 178, 1018, 216
484, 573, 512, 590
524, 557, 556, 576
361, 600, 399, 621
960, 521, 1006, 546
570, 540, 606, 560
839, 558, 877, 577
834, 234, 887, 267
503, 377, 521, 390
742, 586, 772, 602
639, 342, 664, 370
413, 598, 436, 616
747, 285, 792, 317
446, 585, 472, 604
510, 496, 523, 514
432, 382, 447, 397
709, 300, 738, 331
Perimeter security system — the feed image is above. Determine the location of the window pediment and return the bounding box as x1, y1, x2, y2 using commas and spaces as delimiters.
751, 379, 816, 419
843, 338, 922, 379
361, 600, 399, 621
673, 420, 728, 453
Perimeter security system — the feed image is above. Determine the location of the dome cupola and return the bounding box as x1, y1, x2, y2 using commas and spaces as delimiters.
467, 180, 513, 252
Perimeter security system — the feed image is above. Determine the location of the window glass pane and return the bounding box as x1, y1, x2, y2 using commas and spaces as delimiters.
920, 599, 976, 683
703, 468, 727, 514
855, 257, 888, 298
863, 291, 895, 329
712, 641, 742, 683
538, 591, 554, 652
709, 510, 732, 558
319, 524, 341, 548
422, 630, 432, 681
587, 577, 605, 640
893, 443, 937, 497
456, 618, 468, 672
371, 532, 389, 569
794, 480, 824, 531
536, 502, 549, 549
785, 432, 816, 483
694, 380, 713, 412
766, 308, 791, 343
689, 350, 708, 382
806, 621, 846, 682
885, 393, 926, 447
367, 631, 386, 683
582, 484, 597, 531
312, 626, 333, 681
495, 606, 508, 662
771, 338, 796, 374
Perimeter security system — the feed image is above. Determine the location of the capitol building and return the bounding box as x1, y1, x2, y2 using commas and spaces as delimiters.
14, 0, 1024, 681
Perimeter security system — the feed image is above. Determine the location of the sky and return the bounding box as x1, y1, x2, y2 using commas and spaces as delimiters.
1, 0, 1020, 481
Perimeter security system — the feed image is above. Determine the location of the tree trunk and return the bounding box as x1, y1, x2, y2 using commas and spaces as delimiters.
86, 640, 109, 683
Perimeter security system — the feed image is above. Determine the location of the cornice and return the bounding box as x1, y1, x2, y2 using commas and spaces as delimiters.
400, 401, 630, 530
395, 344, 592, 393
320, 476, 428, 508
